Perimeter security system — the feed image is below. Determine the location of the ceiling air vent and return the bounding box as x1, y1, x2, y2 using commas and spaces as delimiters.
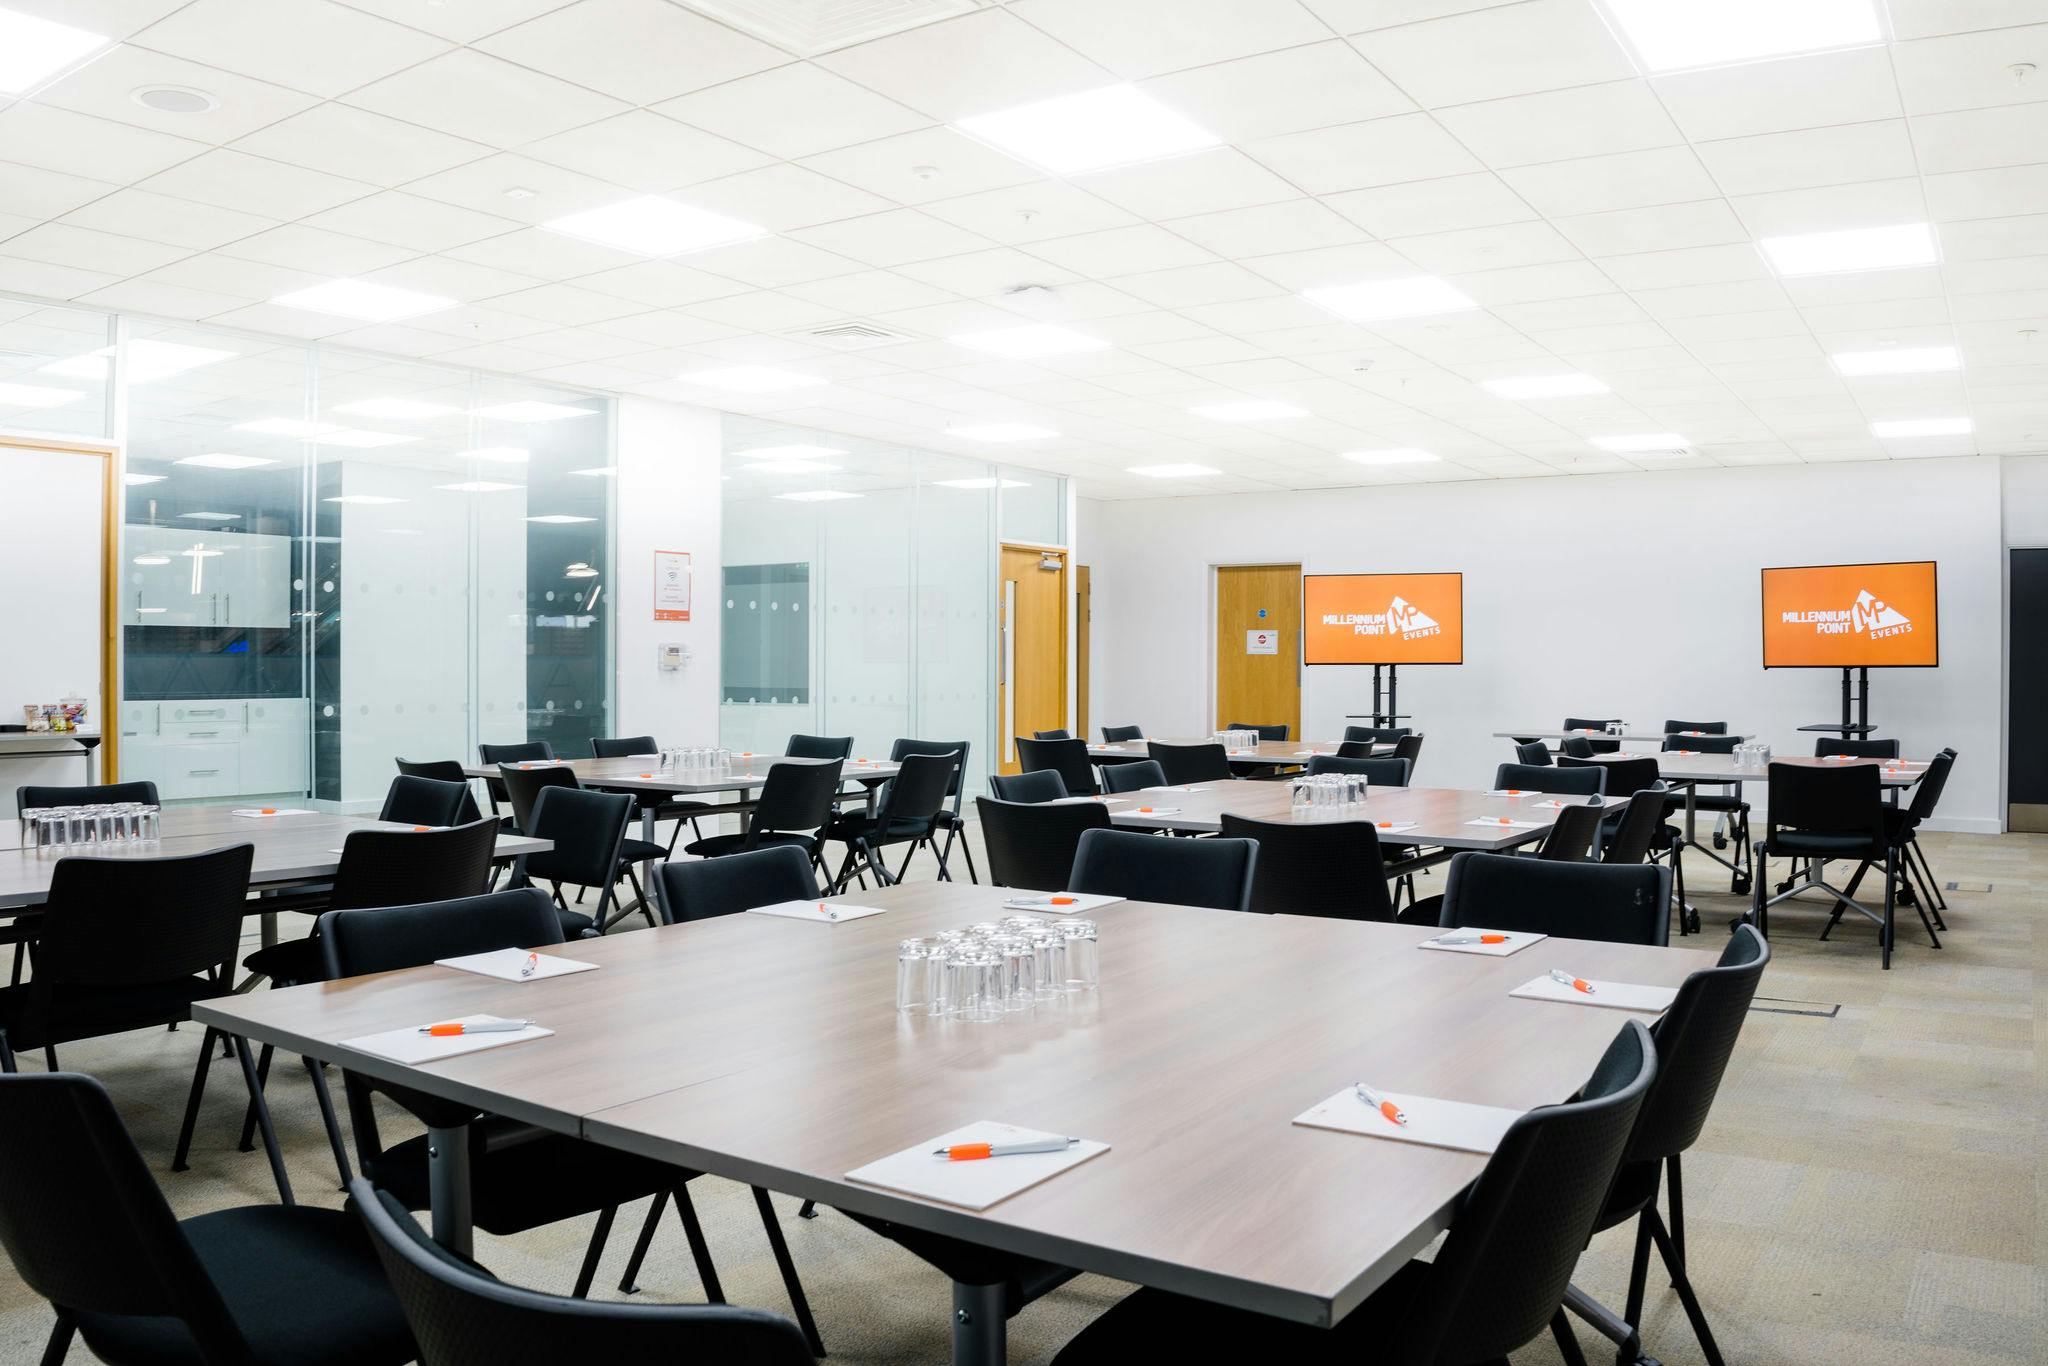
676, 1, 989, 57
795, 321, 920, 348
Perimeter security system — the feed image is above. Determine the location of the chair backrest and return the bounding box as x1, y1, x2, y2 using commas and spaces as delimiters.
1147, 740, 1233, 785
1225, 721, 1288, 741
1513, 740, 1553, 766
1563, 716, 1621, 732
890, 738, 972, 803
523, 786, 632, 888
1665, 733, 1739, 755
15, 780, 159, 812
395, 759, 483, 822
1216, 814, 1391, 920
1601, 789, 1671, 867
1493, 762, 1604, 797
785, 733, 852, 760
332, 819, 500, 915
1305, 755, 1409, 786
1536, 803, 1603, 862
988, 769, 1067, 803
1814, 736, 1899, 759
1562, 754, 1660, 799
320, 889, 565, 980
1342, 725, 1411, 743
498, 762, 580, 836
0, 1074, 253, 1364
874, 751, 959, 826
1391, 733, 1424, 773
1389, 1021, 1655, 1364
1766, 762, 1884, 849
590, 735, 657, 759
1099, 759, 1166, 794
1031, 728, 1072, 741
1333, 739, 1378, 760
1100, 724, 1144, 742
974, 796, 1111, 891
1070, 828, 1258, 913
654, 847, 819, 924
1559, 735, 1596, 758
379, 775, 469, 827
1629, 925, 1769, 1162
479, 741, 553, 766
352, 1181, 810, 1366
1439, 851, 1670, 945
1905, 748, 1955, 822
747, 759, 844, 844
1662, 719, 1727, 734
1014, 736, 1098, 795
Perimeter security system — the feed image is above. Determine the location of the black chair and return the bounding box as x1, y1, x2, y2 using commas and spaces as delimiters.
1437, 850, 1671, 946
394, 759, 484, 823
318, 892, 821, 1348
477, 741, 554, 826
0, 1072, 414, 1366
1217, 814, 1392, 921
1100, 724, 1144, 742
591, 735, 713, 852
1100, 759, 1167, 793
1876, 749, 1956, 930
1147, 740, 1233, 785
1390, 733, 1424, 778
1563, 716, 1623, 754
1566, 926, 1769, 1366
1662, 719, 1728, 735
1560, 734, 1597, 758
1602, 789, 1675, 867
1069, 828, 1257, 913
378, 775, 469, 827
15, 779, 160, 810
1341, 725, 1410, 744
1016, 736, 1099, 796
821, 751, 960, 890
786, 734, 853, 760
1050, 1021, 1657, 1366
1305, 755, 1408, 785
352, 1178, 811, 1366
989, 769, 1067, 803
1538, 802, 1603, 861
1663, 733, 1752, 893
1333, 739, 1378, 761
1494, 761, 1605, 797
519, 786, 649, 934
975, 796, 1110, 892
1224, 722, 1288, 741
683, 759, 844, 871
1514, 739, 1554, 766
1751, 761, 1901, 966
1031, 728, 1072, 741
1814, 737, 1899, 759
893, 738, 978, 883
0, 844, 293, 1202
654, 846, 818, 924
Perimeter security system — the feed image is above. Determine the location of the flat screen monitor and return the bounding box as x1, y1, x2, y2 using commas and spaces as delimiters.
1760, 560, 1938, 668
1303, 572, 1464, 665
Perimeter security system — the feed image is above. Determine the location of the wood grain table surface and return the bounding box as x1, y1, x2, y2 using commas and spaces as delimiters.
459, 752, 902, 797
1584, 751, 1926, 787
1094, 780, 1626, 848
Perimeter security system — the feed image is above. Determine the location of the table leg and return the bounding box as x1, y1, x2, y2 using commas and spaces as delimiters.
426, 1122, 475, 1258
952, 1280, 1007, 1366
641, 805, 657, 845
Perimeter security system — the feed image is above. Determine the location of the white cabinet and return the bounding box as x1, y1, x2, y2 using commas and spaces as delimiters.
121, 526, 292, 629
120, 698, 308, 800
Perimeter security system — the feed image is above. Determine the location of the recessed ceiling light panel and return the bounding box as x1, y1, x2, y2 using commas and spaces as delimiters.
272, 278, 458, 321
956, 84, 1220, 176
1303, 276, 1478, 322
0, 8, 109, 96
1599, 0, 1883, 74
44, 340, 236, 383
526, 514, 597, 524
542, 195, 764, 257
474, 400, 597, 421
175, 453, 276, 469
323, 494, 408, 505
0, 382, 84, 408
330, 398, 462, 420
1759, 223, 1938, 277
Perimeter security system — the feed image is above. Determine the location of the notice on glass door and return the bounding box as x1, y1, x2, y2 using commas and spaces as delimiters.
1245, 629, 1278, 655
654, 550, 691, 621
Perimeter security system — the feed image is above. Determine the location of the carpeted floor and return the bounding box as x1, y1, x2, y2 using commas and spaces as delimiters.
0, 828, 2039, 1365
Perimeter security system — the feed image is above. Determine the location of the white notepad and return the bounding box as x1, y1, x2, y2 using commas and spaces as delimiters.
1368, 820, 1420, 835
846, 1121, 1109, 1211
1291, 749, 1336, 756
435, 948, 599, 982
1047, 795, 1128, 806
1419, 929, 1545, 957
1466, 817, 1545, 830
1484, 788, 1539, 798
1001, 892, 1124, 914
746, 900, 887, 924
1123, 805, 1181, 817
342, 1014, 553, 1065
1510, 974, 1678, 1013
1293, 1086, 1522, 1155
1141, 785, 1211, 794
1531, 798, 1600, 811
231, 807, 315, 817
513, 760, 568, 768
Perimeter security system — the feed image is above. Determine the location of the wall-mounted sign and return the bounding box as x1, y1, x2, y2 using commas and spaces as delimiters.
654, 550, 691, 621
1245, 629, 1278, 655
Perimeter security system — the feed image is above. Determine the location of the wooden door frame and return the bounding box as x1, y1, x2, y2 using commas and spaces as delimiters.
1207, 560, 1301, 735
998, 542, 1069, 772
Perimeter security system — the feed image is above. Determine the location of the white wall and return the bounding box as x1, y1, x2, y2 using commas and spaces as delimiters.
2005, 455, 2048, 547
614, 396, 723, 745
1080, 456, 2006, 833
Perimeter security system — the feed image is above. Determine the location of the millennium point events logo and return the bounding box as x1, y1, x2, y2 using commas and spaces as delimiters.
1322, 595, 1443, 641
1782, 588, 1913, 641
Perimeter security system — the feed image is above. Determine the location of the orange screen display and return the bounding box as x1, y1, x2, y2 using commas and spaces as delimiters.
1761, 561, 1938, 668
1304, 573, 1464, 665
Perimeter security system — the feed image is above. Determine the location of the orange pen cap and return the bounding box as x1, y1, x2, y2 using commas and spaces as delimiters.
941, 1143, 993, 1161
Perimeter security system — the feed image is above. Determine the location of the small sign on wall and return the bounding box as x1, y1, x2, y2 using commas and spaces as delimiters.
654, 550, 691, 621
1245, 629, 1278, 655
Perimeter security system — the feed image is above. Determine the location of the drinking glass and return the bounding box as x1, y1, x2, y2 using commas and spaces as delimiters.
1031, 931, 1067, 997
1053, 919, 1098, 990
896, 942, 932, 1012
141, 806, 161, 841
993, 936, 1035, 1010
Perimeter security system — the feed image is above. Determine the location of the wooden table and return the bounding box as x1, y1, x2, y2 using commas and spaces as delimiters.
1493, 727, 1750, 744
1087, 738, 1390, 775
194, 882, 1715, 1364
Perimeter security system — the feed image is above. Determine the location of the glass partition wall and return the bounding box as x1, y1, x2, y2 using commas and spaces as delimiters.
720, 418, 1066, 800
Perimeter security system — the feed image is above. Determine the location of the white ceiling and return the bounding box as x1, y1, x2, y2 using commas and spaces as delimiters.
2, 0, 2046, 497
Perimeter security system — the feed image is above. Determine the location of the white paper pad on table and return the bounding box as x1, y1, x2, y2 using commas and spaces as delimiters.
746, 900, 887, 924
1048, 795, 1127, 806
1484, 788, 1538, 798
1419, 928, 1544, 957
1142, 785, 1211, 794
1293, 1086, 1521, 1155
1368, 821, 1419, 835
1531, 798, 1600, 811
435, 948, 599, 981
1510, 975, 1678, 1013
624, 752, 660, 759
1001, 892, 1124, 914
231, 807, 315, 817
846, 1121, 1108, 1211
342, 1014, 552, 1066
1123, 805, 1181, 817
1465, 817, 1545, 830
513, 760, 568, 768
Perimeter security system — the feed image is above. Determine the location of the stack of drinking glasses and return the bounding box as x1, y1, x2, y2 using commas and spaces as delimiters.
1211, 728, 1260, 753
20, 803, 161, 852
659, 746, 733, 779
1289, 772, 1368, 820
1732, 740, 1772, 769
895, 916, 1099, 1019
1605, 721, 1628, 737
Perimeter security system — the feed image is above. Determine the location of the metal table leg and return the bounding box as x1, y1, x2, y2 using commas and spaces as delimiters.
952, 1280, 1007, 1366
426, 1122, 475, 1258
642, 805, 657, 845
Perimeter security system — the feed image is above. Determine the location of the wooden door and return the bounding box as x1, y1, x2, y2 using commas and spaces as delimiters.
1215, 563, 1300, 740
1076, 564, 1091, 744
998, 544, 1068, 774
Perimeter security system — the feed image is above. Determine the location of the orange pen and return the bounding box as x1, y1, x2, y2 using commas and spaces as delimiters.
1549, 968, 1595, 994
1354, 1082, 1407, 1126
259, 807, 277, 815
934, 1137, 1078, 1160
419, 1019, 533, 1036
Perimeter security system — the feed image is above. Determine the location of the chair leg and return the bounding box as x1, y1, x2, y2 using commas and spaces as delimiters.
42, 1045, 56, 1072
798, 1199, 818, 1218
617, 1191, 668, 1294
957, 833, 980, 885
0, 1030, 15, 1073
625, 865, 657, 930
237, 1042, 275, 1152
1549, 1308, 1590, 1366
39, 1311, 74, 1366
1624, 1211, 1654, 1328
672, 1183, 726, 1303
229, 1036, 294, 1206
9, 940, 23, 988
1666, 1153, 1686, 1271
1881, 849, 1896, 970
305, 1057, 354, 1188
571, 1204, 618, 1299
172, 1027, 218, 1172
895, 841, 920, 882
752, 1186, 826, 1357
1647, 1209, 1726, 1366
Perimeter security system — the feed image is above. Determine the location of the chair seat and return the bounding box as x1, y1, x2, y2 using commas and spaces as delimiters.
0, 911, 41, 945
0, 976, 222, 1048
1764, 831, 1883, 858
243, 937, 322, 985
682, 831, 816, 859
365, 1121, 680, 1236
822, 813, 933, 845
556, 907, 597, 938
618, 837, 667, 863
1591, 1158, 1661, 1233
71, 1206, 413, 1366
1052, 1259, 1432, 1364
1682, 792, 1750, 814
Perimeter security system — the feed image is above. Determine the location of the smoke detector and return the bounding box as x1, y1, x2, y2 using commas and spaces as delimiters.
132, 85, 217, 114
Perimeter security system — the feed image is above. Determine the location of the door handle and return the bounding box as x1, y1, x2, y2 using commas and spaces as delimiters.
186, 730, 219, 738
187, 768, 220, 776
